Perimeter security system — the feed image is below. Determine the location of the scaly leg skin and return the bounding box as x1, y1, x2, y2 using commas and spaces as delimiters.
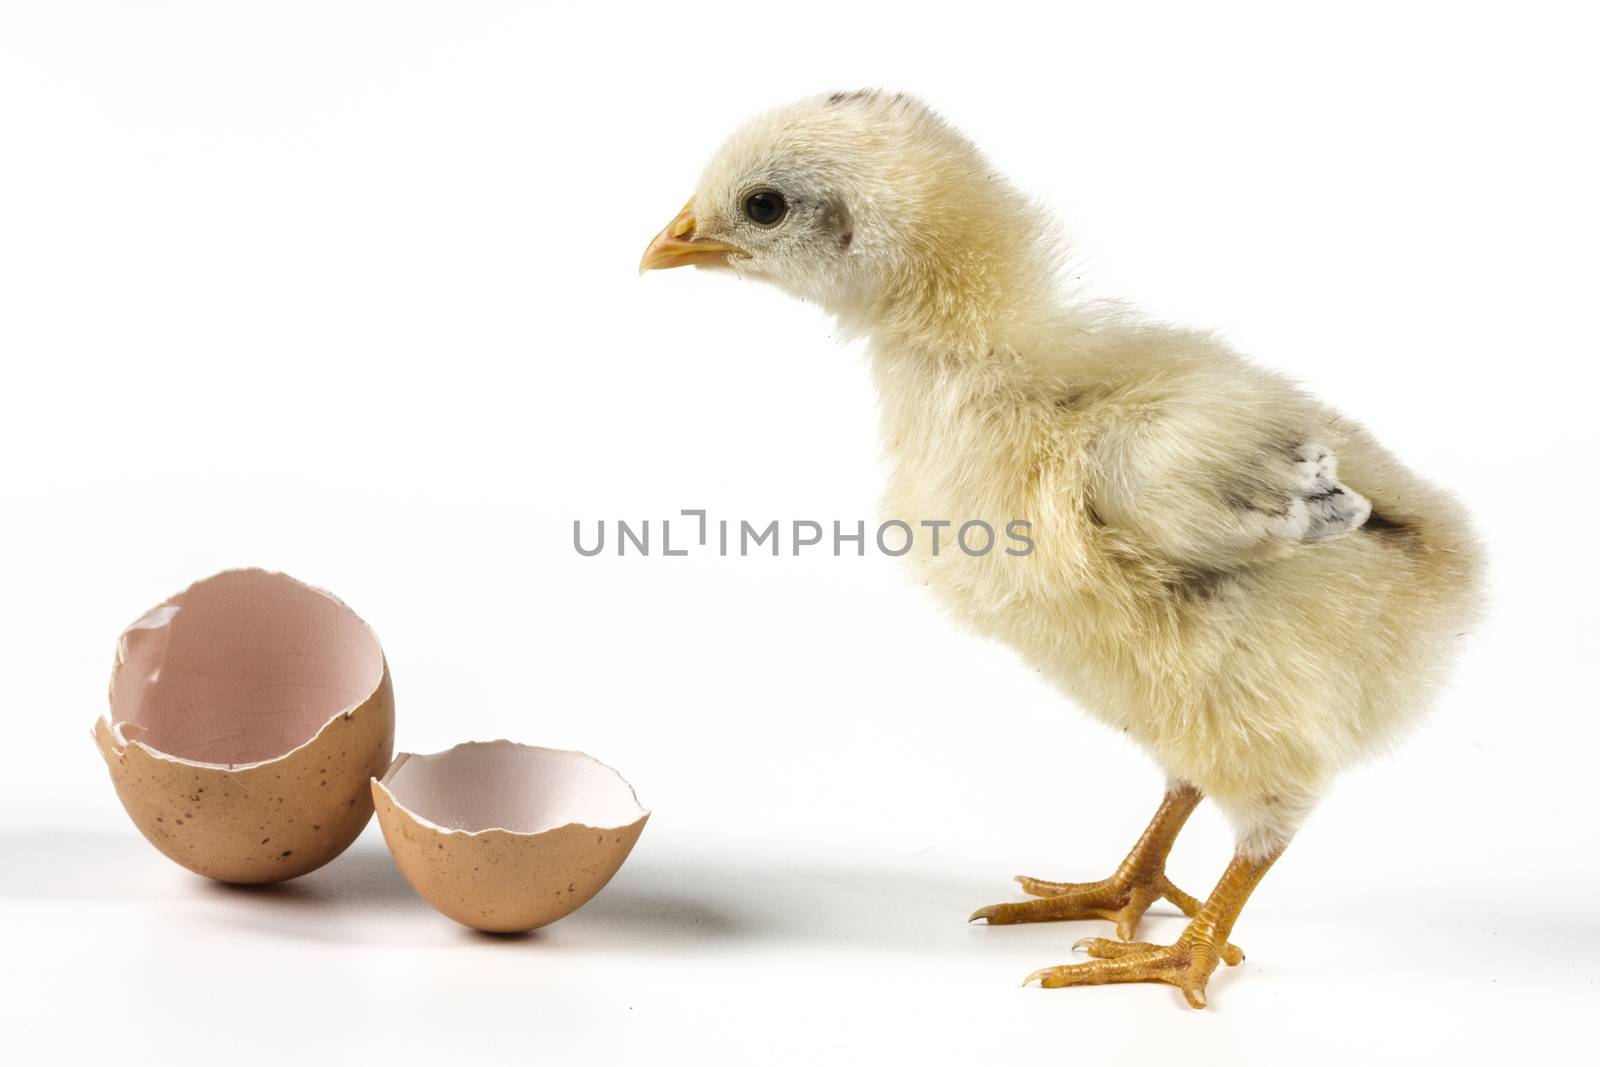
1026, 848, 1281, 1008
969, 785, 1241, 962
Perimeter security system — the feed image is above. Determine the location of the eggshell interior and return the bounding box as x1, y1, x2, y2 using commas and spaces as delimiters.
382, 743, 647, 834
95, 569, 395, 883
108, 569, 384, 766
373, 742, 648, 933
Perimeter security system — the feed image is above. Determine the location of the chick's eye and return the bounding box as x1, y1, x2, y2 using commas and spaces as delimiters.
744, 190, 787, 226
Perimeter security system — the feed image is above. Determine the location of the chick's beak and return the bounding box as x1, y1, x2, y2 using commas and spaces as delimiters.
639, 199, 737, 274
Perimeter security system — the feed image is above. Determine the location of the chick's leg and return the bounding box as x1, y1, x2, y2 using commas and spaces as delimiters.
970, 785, 1236, 956
1027, 848, 1280, 1008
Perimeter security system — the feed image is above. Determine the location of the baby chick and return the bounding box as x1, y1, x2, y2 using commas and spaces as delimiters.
641, 91, 1482, 1007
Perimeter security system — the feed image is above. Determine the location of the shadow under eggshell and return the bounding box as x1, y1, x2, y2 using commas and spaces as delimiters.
94, 569, 395, 884
372, 743, 649, 933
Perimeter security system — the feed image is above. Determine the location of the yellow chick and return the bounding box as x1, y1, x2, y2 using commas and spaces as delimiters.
641, 90, 1483, 1008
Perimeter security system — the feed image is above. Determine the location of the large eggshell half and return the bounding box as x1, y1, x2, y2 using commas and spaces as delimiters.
372, 742, 649, 933
93, 569, 395, 884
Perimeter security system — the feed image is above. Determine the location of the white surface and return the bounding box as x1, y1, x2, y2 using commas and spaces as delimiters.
2, 2, 1596, 1064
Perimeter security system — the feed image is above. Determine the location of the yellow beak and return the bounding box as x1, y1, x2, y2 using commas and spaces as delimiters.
639, 199, 738, 274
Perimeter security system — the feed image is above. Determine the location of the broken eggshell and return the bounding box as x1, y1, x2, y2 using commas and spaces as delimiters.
372, 741, 649, 933
93, 568, 395, 884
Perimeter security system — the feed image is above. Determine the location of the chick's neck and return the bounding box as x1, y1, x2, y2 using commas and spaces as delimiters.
857, 180, 1070, 373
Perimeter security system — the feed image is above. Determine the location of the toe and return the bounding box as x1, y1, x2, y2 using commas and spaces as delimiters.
1025, 951, 1172, 989
1015, 874, 1093, 897
1073, 936, 1161, 959
969, 890, 1113, 925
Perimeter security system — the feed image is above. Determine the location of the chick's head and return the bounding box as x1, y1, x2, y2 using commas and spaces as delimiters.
641, 91, 1051, 333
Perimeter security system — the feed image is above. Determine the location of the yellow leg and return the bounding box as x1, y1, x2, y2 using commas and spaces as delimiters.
1026, 848, 1281, 1008
970, 785, 1240, 960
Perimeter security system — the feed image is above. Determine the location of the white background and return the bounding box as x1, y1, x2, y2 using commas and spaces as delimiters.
3, 2, 1596, 1063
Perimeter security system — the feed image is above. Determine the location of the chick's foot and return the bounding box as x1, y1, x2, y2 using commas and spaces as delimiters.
968, 785, 1237, 956
971, 871, 1240, 962
1023, 849, 1280, 1009
1026, 935, 1230, 1009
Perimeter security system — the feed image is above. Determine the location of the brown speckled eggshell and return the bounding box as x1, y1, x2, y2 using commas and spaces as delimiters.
93, 569, 395, 884
94, 670, 393, 883
372, 744, 648, 933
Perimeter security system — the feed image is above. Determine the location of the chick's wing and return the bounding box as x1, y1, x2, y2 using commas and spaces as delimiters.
1087, 391, 1372, 570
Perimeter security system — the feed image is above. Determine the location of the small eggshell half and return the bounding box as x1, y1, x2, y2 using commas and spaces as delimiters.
93, 569, 395, 884
372, 742, 649, 933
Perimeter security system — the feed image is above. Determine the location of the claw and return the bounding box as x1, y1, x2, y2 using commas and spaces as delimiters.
1028, 965, 1086, 989
968, 905, 999, 923
1022, 967, 1053, 987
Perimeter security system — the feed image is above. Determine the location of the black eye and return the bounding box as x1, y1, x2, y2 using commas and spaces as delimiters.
743, 190, 787, 226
